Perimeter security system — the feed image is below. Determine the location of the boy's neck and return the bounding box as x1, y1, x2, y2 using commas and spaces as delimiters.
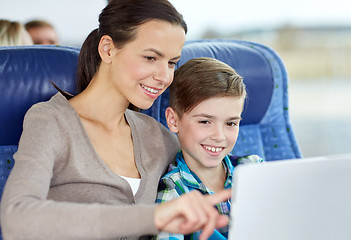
184, 157, 227, 193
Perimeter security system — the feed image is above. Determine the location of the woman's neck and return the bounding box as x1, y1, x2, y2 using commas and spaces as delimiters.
69, 75, 129, 131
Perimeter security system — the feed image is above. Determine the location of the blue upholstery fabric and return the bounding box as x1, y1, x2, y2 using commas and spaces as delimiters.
0, 41, 301, 238
0, 45, 79, 145
142, 39, 301, 161
0, 145, 16, 195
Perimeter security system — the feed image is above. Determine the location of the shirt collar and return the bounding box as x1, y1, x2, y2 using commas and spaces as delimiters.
176, 151, 235, 193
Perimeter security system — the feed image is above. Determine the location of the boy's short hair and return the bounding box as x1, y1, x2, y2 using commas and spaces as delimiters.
169, 57, 246, 117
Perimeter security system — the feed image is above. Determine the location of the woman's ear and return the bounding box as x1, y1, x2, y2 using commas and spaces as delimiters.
98, 35, 115, 64
165, 107, 179, 133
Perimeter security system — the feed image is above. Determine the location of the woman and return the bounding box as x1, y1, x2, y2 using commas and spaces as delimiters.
0, 1, 230, 239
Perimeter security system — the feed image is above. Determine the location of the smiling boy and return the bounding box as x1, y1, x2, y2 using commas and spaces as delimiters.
155, 57, 263, 240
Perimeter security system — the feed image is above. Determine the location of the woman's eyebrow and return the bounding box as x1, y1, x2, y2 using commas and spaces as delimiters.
144, 48, 181, 60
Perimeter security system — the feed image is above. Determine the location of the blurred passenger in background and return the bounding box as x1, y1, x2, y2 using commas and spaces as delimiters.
0, 19, 33, 46
25, 20, 58, 45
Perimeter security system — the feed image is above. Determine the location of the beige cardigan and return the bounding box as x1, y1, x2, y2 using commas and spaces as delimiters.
1, 93, 180, 240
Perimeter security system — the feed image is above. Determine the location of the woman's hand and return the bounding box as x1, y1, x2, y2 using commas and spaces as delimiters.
154, 189, 231, 240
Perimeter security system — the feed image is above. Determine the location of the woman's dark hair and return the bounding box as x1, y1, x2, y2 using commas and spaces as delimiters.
76, 0, 187, 94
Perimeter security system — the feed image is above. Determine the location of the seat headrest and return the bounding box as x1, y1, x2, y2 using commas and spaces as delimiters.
0, 46, 80, 145
180, 40, 274, 125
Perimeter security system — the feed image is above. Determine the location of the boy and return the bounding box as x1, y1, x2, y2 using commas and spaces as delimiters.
155, 57, 263, 240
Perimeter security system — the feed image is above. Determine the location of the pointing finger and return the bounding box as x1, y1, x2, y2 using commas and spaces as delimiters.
205, 189, 231, 205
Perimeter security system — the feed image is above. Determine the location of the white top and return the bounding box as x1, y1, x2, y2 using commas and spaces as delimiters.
120, 176, 141, 196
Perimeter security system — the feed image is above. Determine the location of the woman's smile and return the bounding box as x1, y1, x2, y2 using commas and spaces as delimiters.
140, 83, 162, 99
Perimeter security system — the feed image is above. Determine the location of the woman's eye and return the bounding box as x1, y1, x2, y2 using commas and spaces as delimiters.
168, 61, 177, 68
145, 56, 156, 61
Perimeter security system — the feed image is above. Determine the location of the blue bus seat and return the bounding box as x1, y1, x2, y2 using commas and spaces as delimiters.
0, 45, 80, 239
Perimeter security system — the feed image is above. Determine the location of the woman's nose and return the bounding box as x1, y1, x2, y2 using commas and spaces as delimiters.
154, 63, 172, 85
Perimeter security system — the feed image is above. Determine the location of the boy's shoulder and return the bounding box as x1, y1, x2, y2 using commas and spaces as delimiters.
157, 162, 192, 197
160, 156, 198, 189
160, 162, 183, 181
229, 154, 264, 167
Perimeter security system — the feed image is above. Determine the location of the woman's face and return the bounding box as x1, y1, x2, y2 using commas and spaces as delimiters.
110, 20, 186, 110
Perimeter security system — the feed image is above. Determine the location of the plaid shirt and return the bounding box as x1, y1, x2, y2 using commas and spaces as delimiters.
154, 151, 264, 240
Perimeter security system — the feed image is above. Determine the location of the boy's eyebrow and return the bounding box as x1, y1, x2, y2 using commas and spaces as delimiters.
193, 113, 242, 120
192, 113, 213, 118
144, 48, 181, 60
227, 114, 243, 120
228, 116, 242, 121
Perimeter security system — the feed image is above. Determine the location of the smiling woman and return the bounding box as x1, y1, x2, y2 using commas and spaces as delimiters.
70, 20, 185, 177
0, 0, 231, 239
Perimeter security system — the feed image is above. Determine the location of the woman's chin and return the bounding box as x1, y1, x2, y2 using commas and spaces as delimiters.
132, 101, 154, 111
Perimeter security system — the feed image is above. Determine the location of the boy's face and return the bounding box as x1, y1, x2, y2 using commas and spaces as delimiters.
166, 96, 244, 170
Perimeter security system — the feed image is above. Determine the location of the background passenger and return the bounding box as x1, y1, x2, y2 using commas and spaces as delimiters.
0, 19, 33, 46
25, 19, 58, 45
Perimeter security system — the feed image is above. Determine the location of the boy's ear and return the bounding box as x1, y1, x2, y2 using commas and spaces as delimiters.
98, 35, 115, 64
165, 107, 179, 133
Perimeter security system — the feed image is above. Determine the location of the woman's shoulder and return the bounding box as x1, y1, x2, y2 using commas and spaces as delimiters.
27, 92, 71, 115
25, 92, 75, 121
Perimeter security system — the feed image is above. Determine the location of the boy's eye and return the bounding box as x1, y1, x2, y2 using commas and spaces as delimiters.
227, 121, 239, 127
199, 120, 210, 124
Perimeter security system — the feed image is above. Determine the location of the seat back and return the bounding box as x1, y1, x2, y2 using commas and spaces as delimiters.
0, 46, 80, 236
142, 39, 301, 161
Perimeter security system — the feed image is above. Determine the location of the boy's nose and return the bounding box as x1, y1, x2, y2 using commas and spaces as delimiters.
210, 126, 226, 141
